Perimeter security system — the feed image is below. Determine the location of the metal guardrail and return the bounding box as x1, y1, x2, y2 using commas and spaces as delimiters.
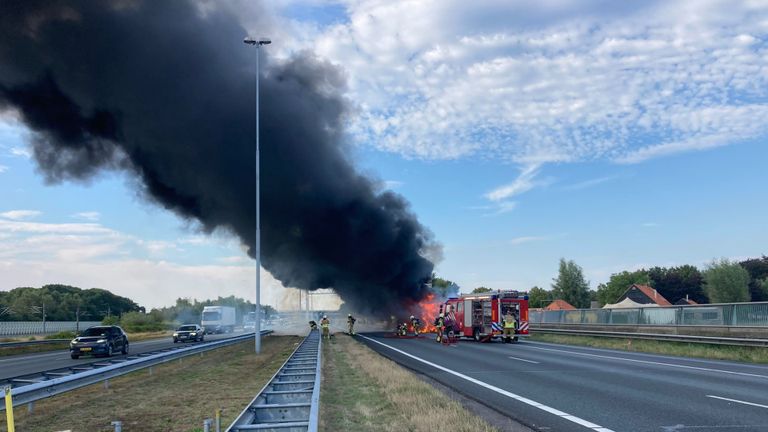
533, 328, 768, 347
0, 339, 70, 348
530, 301, 768, 326
1, 330, 272, 410
0, 321, 102, 336
227, 329, 321, 432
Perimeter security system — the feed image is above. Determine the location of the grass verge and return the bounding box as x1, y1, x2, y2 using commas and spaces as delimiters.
321, 333, 498, 432
529, 333, 768, 364
0, 335, 301, 432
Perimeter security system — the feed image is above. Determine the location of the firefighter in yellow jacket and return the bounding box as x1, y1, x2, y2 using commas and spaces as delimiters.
347, 313, 356, 335
502, 311, 517, 343
320, 315, 330, 340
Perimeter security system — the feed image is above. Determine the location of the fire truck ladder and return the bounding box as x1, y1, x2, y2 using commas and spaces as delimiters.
227, 329, 321, 432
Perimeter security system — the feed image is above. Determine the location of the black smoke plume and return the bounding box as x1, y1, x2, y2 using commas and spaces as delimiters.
0, 1, 436, 313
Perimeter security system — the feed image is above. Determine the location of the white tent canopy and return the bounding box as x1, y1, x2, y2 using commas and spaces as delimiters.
602, 297, 659, 309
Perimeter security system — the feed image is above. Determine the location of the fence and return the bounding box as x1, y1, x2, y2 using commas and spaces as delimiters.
529, 302, 768, 327
0, 321, 102, 337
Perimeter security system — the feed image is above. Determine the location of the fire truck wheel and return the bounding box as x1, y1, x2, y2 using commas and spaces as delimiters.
513, 336, 519, 343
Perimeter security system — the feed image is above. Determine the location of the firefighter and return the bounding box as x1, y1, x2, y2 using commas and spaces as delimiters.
410, 315, 421, 336
502, 310, 517, 343
309, 320, 318, 331
398, 322, 408, 337
320, 315, 330, 340
347, 313, 356, 335
434, 313, 445, 342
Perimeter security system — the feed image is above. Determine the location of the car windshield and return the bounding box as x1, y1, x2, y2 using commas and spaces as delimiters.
178, 325, 197, 331
81, 327, 109, 337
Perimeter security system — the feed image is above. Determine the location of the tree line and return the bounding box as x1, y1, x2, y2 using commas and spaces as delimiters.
0, 284, 141, 321
471, 256, 768, 309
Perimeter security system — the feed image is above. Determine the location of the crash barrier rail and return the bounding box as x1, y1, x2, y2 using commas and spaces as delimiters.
530, 301, 768, 327
227, 329, 321, 432
0, 321, 102, 337
531, 327, 768, 347
0, 330, 272, 410
0, 339, 70, 348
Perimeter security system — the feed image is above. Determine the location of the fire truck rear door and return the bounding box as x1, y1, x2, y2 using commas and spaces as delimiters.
464, 299, 472, 327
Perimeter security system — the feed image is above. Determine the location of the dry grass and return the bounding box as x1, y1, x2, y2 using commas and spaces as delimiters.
530, 333, 768, 364
0, 336, 301, 432
321, 334, 498, 432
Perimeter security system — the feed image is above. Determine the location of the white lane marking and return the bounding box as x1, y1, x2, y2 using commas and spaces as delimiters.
525, 346, 768, 380
707, 395, 768, 409
508, 356, 540, 364
360, 335, 614, 432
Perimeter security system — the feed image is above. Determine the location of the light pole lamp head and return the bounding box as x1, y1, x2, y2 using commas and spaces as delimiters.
244, 36, 271, 46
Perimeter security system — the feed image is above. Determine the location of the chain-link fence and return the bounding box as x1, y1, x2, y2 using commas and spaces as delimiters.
0, 321, 103, 336
530, 302, 768, 327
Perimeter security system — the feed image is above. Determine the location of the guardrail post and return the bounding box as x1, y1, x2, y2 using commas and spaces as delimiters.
204, 418, 213, 432
27, 402, 33, 414
111, 420, 122, 432
104, 379, 110, 390
215, 408, 222, 432
149, 367, 153, 376
3, 386, 15, 432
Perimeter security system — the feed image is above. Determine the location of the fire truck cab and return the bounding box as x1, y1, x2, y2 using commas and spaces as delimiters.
441, 290, 530, 342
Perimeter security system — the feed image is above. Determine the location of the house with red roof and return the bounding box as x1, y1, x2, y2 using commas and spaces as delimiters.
544, 299, 577, 310
616, 284, 672, 306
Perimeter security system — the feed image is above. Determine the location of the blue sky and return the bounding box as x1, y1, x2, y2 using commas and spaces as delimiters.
2, 0, 767, 309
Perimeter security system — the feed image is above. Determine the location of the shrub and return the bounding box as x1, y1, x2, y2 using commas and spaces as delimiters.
119, 311, 168, 333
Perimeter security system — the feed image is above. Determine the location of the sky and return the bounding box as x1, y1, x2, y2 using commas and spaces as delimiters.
1, 0, 767, 309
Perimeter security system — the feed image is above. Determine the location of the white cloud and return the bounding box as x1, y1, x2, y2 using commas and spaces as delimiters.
509, 235, 548, 245
485, 164, 549, 201
284, 0, 768, 168
383, 180, 404, 189
0, 210, 42, 220
71, 211, 101, 221
9, 147, 30, 158
0, 165, 8, 173
562, 175, 618, 191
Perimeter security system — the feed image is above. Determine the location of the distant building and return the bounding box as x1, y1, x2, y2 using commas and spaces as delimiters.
544, 299, 576, 310
674, 295, 698, 306
616, 284, 672, 306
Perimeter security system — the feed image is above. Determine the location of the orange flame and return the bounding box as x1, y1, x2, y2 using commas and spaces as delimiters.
413, 293, 441, 333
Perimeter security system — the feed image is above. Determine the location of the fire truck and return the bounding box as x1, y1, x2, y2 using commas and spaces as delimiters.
440, 290, 530, 342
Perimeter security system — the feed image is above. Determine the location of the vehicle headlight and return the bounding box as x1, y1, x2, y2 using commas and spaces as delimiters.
190, 332, 196, 336
96, 339, 107, 343
70, 339, 77, 345
173, 333, 178, 336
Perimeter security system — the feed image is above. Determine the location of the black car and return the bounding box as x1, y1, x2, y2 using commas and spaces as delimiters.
70, 325, 129, 359
173, 324, 205, 343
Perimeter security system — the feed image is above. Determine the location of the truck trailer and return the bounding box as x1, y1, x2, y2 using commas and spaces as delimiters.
201, 306, 236, 334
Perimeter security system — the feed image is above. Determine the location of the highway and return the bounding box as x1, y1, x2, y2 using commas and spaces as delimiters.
358, 332, 768, 432
0, 331, 250, 381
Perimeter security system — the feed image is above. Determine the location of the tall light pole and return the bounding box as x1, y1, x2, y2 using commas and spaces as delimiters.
244, 36, 271, 354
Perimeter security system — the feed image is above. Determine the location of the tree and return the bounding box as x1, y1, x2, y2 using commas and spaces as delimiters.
471, 287, 492, 294
551, 258, 590, 309
430, 273, 460, 298
596, 269, 649, 306
648, 265, 706, 304
527, 286, 550, 309
739, 256, 768, 301
703, 259, 751, 303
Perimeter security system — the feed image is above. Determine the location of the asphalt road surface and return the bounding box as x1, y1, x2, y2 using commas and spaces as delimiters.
0, 331, 251, 380
358, 332, 768, 432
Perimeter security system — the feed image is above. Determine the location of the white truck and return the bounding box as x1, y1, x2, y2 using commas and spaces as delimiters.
201, 306, 236, 334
